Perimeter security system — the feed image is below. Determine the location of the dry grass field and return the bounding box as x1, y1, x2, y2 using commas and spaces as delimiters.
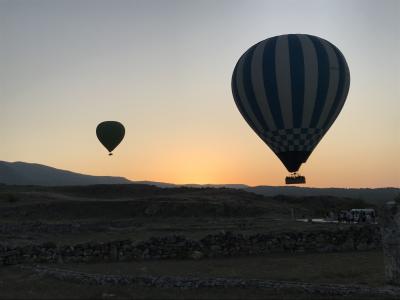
0, 250, 394, 300
0, 184, 396, 300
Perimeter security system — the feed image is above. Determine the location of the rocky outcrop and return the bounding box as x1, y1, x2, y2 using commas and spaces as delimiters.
1, 225, 381, 266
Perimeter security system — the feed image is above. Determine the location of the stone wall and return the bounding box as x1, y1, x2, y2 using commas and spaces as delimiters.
23, 265, 400, 297
1, 225, 381, 266
381, 199, 400, 285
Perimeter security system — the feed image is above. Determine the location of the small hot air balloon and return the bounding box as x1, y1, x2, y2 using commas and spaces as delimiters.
231, 34, 350, 184
96, 121, 125, 156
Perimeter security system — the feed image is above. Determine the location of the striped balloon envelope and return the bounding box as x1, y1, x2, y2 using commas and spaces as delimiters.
231, 34, 350, 183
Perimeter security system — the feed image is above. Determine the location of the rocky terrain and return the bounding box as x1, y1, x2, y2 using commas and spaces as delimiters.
0, 184, 396, 299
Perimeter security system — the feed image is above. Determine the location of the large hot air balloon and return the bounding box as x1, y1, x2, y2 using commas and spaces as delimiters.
96, 121, 125, 156
231, 34, 350, 184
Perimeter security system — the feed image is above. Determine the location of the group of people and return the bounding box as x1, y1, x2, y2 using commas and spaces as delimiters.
337, 209, 376, 224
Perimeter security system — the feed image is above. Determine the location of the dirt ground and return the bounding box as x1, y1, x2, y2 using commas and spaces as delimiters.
0, 185, 394, 299
0, 250, 396, 300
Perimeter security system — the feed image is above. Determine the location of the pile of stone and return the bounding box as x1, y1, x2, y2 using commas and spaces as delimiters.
1, 225, 381, 266
22, 265, 400, 297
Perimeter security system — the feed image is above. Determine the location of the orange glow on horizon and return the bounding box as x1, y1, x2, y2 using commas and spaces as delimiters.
1, 1, 398, 188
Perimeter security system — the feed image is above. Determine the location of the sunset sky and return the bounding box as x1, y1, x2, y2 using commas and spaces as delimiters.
1, 0, 399, 188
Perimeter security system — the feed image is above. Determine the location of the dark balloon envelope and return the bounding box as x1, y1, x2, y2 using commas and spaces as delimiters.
96, 121, 125, 155
231, 34, 350, 182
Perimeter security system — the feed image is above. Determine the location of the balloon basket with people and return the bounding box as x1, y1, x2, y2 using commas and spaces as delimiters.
285, 172, 306, 184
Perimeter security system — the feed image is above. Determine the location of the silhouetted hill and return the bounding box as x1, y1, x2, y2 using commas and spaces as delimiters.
247, 186, 399, 205
0, 184, 374, 220
1, 161, 397, 205
133, 181, 248, 189
0, 161, 131, 186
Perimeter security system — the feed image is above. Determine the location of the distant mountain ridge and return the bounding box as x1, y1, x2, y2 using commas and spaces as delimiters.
0, 161, 131, 186
246, 186, 399, 204
0, 161, 398, 203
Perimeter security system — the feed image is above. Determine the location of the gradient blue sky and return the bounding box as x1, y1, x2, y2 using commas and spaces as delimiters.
1, 0, 399, 187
